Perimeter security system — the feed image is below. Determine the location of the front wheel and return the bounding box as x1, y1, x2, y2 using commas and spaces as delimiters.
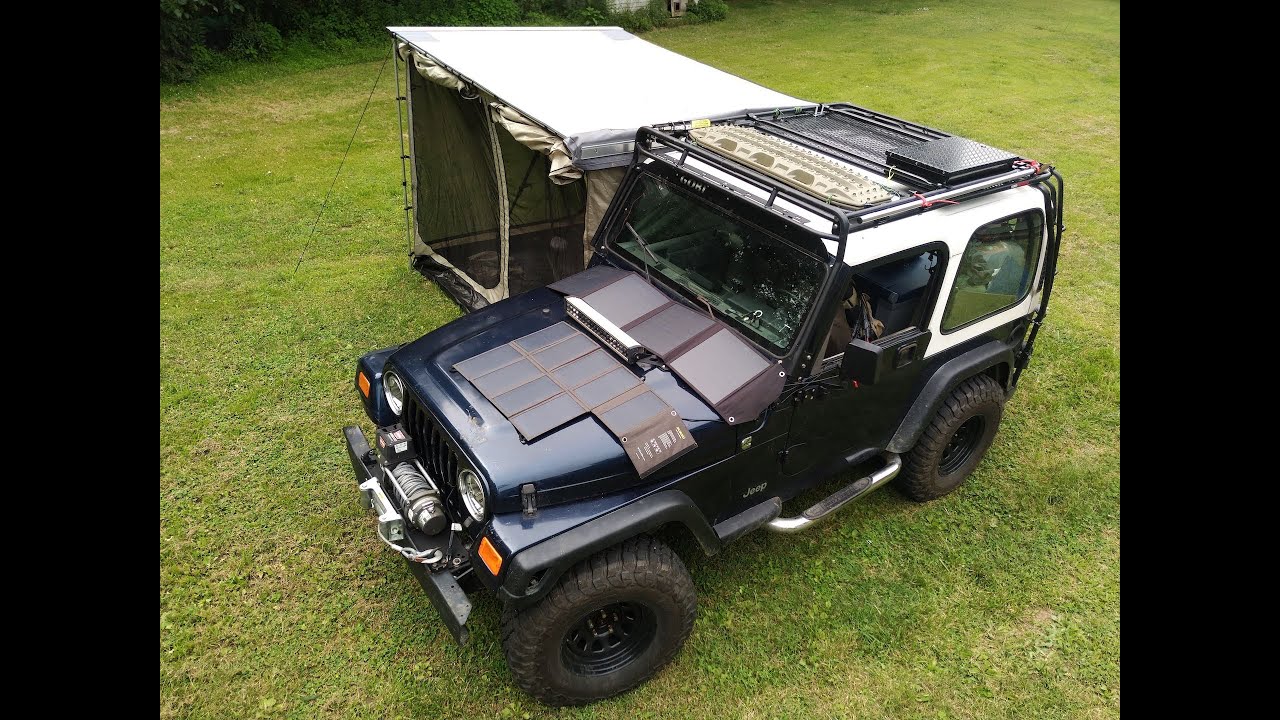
898, 374, 1006, 502
500, 536, 697, 706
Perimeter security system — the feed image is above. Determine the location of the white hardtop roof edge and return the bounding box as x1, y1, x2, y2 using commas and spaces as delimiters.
644, 152, 1043, 268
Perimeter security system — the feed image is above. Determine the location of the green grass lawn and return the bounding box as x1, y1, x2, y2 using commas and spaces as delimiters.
160, 1, 1119, 717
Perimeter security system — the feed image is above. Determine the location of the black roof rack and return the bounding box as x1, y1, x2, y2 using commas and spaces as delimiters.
640, 102, 1050, 261
748, 103, 1024, 189
749, 103, 949, 187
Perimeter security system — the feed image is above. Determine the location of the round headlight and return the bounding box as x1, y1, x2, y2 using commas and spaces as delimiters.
383, 371, 405, 416
457, 469, 487, 522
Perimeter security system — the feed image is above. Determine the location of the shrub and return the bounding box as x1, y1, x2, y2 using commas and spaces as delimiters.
159, 0, 731, 83
645, 0, 669, 26
159, 0, 219, 81
464, 0, 522, 25
688, 0, 727, 22
229, 21, 285, 59
571, 5, 607, 25
614, 8, 652, 33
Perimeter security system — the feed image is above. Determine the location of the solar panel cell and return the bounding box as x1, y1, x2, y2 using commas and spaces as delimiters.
572, 366, 640, 408
552, 349, 616, 388
582, 275, 669, 328
628, 303, 716, 357
453, 343, 522, 380
453, 320, 699, 475
514, 321, 576, 352
531, 332, 596, 370
471, 357, 543, 397
669, 329, 769, 404
509, 393, 587, 439
492, 376, 562, 416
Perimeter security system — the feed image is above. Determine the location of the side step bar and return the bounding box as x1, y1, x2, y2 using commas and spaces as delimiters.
765, 453, 902, 534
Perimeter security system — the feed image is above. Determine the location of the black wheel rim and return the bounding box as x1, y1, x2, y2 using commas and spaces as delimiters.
940, 416, 985, 475
560, 601, 656, 676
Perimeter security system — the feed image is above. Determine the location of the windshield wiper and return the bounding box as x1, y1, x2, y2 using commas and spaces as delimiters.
624, 222, 667, 300
624, 222, 715, 320
624, 221, 662, 292
624, 222, 661, 265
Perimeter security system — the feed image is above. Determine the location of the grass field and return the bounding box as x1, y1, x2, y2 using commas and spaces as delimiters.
160, 1, 1119, 717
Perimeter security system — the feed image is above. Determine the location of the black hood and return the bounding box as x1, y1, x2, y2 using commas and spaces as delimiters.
386, 288, 734, 515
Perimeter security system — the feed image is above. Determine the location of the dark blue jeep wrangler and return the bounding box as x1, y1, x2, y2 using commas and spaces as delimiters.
344, 106, 1062, 706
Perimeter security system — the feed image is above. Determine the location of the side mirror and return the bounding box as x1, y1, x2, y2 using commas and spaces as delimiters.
839, 339, 884, 386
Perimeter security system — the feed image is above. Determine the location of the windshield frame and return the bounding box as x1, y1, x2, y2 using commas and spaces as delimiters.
600, 165, 832, 359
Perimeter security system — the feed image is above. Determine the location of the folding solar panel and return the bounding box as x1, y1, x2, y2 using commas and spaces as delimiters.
453, 321, 697, 477
548, 268, 786, 427
456, 266, 790, 476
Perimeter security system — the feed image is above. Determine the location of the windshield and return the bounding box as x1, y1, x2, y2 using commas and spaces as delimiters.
608, 173, 826, 355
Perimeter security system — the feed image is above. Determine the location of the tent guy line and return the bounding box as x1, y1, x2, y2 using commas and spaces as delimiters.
293, 54, 389, 275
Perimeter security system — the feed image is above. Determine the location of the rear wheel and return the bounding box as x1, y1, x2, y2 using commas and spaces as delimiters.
899, 374, 1005, 501
501, 536, 696, 706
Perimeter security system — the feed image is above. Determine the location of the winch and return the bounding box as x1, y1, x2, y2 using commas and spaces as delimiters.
376, 426, 446, 535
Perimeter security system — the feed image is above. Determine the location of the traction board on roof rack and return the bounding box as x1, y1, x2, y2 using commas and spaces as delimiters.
689, 125, 897, 209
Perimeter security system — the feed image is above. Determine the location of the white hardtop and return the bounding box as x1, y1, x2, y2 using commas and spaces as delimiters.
649, 150, 1044, 268
389, 26, 808, 168
837, 185, 1046, 265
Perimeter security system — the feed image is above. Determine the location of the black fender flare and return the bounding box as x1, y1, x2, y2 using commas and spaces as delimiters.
497, 489, 719, 608
886, 340, 1015, 454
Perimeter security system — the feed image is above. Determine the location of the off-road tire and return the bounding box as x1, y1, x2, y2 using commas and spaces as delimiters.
898, 374, 1005, 502
500, 535, 697, 706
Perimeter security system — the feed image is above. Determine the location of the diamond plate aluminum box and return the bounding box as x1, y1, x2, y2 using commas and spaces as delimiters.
885, 136, 1017, 185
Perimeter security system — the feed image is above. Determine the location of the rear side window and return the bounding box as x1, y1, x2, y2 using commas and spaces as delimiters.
941, 211, 1044, 332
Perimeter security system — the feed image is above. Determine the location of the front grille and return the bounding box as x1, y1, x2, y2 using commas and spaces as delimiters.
402, 393, 460, 492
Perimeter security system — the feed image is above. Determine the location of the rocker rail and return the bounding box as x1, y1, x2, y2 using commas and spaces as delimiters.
765, 453, 902, 534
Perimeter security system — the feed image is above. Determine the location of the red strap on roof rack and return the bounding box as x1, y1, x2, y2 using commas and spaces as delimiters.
1013, 159, 1042, 186
912, 192, 958, 208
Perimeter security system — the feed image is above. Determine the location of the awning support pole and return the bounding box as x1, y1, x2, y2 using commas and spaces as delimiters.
393, 37, 414, 255
485, 116, 511, 299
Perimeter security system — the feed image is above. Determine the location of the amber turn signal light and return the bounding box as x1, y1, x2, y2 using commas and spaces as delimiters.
357, 371, 371, 397
478, 536, 503, 576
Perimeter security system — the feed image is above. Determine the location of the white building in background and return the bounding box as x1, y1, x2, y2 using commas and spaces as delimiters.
607, 0, 695, 14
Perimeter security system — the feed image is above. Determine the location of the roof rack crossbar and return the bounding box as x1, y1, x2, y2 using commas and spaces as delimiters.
637, 129, 849, 229
851, 167, 1039, 224
744, 112, 936, 188
745, 114, 905, 176
825, 104, 948, 144
635, 127, 850, 259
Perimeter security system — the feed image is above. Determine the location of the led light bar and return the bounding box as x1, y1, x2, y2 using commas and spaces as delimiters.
565, 296, 646, 363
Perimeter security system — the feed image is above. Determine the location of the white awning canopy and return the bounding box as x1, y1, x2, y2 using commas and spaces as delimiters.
388, 26, 811, 169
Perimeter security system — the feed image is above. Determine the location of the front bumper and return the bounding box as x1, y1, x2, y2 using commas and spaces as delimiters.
343, 424, 473, 645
